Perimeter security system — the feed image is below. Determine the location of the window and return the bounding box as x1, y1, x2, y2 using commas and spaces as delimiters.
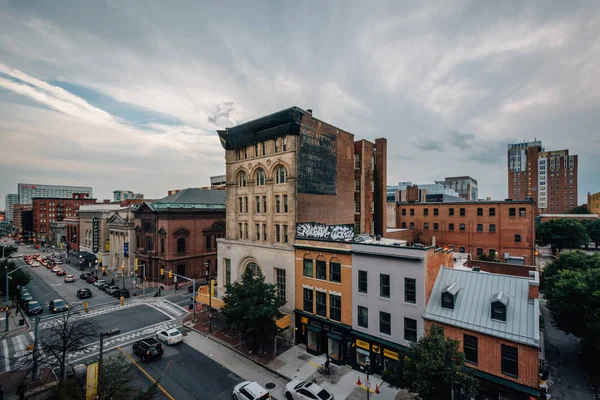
283, 195, 288, 213
355, 202, 361, 213
262, 223, 267, 241
261, 142, 266, 156
433, 208, 439, 216
303, 258, 313, 277
477, 224, 483, 232
275, 195, 281, 213
357, 306, 368, 328
459, 247, 466, 253
433, 222, 439, 230
449, 223, 455, 231
303, 288, 313, 313
160, 238, 165, 254
423, 223, 429, 230
316, 258, 326, 280
405, 278, 416, 303
477, 208, 483, 216
380, 274, 390, 298
519, 207, 527, 216
489, 208, 496, 216
401, 222, 406, 229
441, 292, 454, 309
355, 180, 360, 192
459, 223, 465, 231
354, 154, 360, 169
282, 136, 287, 151
409, 222, 415, 230
509, 207, 516, 216
410, 208, 415, 216
424, 208, 428, 216
255, 169, 266, 186
449, 208, 455, 216
489, 224, 496, 233
238, 197, 243, 213
380, 312, 391, 335
491, 301, 506, 321
460, 208, 466, 216
514, 234, 521, 243
238, 171, 247, 187
283, 225, 289, 243
262, 196, 267, 213
402, 209, 406, 216
330, 294, 341, 321
145, 236, 152, 251
224, 258, 231, 286
255, 196, 260, 213
464, 335, 478, 365
274, 138, 279, 153
244, 197, 248, 213
275, 268, 286, 303
275, 224, 281, 243
275, 166, 287, 184
256, 224, 260, 241
404, 318, 417, 342
316, 291, 326, 317
501, 345, 519, 377
490, 249, 496, 257
254, 143, 259, 157
206, 234, 212, 249
244, 223, 248, 239
477, 248, 483, 255
330, 260, 341, 283
358, 270, 368, 293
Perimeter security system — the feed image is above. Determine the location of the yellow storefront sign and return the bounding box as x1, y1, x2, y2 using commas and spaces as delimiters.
86, 362, 99, 400
301, 316, 308, 324
372, 345, 381, 354
383, 349, 400, 360
355, 339, 370, 350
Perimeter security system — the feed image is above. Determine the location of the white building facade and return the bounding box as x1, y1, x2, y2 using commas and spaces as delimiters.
18, 183, 92, 205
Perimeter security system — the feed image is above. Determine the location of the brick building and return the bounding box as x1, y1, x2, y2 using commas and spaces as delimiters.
134, 188, 226, 284
354, 139, 387, 235
587, 191, 600, 215
424, 268, 541, 399
32, 197, 96, 240
396, 200, 536, 265
11, 204, 32, 233
216, 106, 384, 319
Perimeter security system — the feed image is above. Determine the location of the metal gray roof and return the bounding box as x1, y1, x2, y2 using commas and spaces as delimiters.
424, 268, 540, 347
148, 188, 226, 210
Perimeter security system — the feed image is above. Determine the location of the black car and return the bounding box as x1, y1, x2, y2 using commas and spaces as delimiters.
77, 288, 92, 299
132, 338, 163, 361
49, 299, 69, 313
19, 294, 34, 308
105, 285, 119, 296
80, 273, 91, 280
98, 282, 110, 291
25, 301, 43, 315
113, 288, 130, 298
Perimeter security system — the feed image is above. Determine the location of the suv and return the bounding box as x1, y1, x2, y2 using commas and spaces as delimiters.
132, 338, 163, 361
77, 288, 92, 299
49, 299, 69, 313
105, 285, 120, 296
25, 301, 43, 315
233, 381, 271, 400
114, 288, 130, 298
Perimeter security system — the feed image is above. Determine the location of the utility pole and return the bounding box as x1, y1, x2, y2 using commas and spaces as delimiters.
32, 316, 40, 381
98, 328, 120, 400
167, 271, 197, 322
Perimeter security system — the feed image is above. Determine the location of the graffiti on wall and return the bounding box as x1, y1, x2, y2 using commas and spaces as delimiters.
297, 128, 337, 195
296, 222, 354, 241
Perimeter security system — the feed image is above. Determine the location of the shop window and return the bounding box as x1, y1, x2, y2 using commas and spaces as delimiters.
328, 334, 342, 362
380, 274, 390, 298
356, 347, 370, 367
404, 278, 416, 303
464, 334, 478, 365
357, 306, 368, 328
330, 260, 341, 283
330, 294, 341, 322
316, 291, 326, 317
303, 288, 313, 313
303, 258, 313, 277
501, 345, 518, 377
380, 312, 391, 335
358, 270, 368, 293
316, 258, 327, 280
404, 318, 417, 342
307, 327, 320, 353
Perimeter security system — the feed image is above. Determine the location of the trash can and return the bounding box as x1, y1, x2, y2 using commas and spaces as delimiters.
19, 319, 24, 326
189, 303, 193, 310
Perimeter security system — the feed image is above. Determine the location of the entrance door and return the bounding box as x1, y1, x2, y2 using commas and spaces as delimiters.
177, 264, 186, 277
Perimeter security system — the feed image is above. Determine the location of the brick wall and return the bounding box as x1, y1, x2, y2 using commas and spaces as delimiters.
425, 321, 540, 390
374, 138, 387, 236
383, 229, 414, 242
466, 258, 536, 277
424, 249, 454, 303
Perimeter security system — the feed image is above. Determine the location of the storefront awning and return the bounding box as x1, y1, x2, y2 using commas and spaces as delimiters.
307, 325, 322, 333
467, 367, 540, 398
327, 332, 343, 341
352, 330, 408, 353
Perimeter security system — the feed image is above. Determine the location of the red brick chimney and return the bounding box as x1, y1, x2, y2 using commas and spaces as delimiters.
528, 271, 539, 300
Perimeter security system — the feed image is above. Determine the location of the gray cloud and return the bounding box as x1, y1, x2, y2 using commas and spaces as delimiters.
414, 139, 444, 152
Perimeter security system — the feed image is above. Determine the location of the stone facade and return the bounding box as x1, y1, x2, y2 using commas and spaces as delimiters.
108, 207, 136, 272
78, 204, 123, 267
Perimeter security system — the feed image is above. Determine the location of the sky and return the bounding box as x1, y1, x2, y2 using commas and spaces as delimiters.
1, 0, 599, 209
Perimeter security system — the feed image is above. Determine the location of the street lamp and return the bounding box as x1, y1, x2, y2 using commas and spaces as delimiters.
5, 263, 28, 331
365, 356, 371, 400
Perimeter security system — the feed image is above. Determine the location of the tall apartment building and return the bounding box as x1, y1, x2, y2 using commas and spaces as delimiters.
216, 106, 383, 318
436, 176, 478, 201
18, 183, 93, 205
588, 192, 600, 215
507, 141, 578, 213
5, 194, 18, 223
32, 197, 97, 239
354, 139, 387, 235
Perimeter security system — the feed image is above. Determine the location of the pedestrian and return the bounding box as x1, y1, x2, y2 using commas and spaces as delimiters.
16, 382, 25, 400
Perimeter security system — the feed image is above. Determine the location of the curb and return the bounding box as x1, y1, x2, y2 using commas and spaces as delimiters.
1, 309, 32, 340
181, 314, 293, 382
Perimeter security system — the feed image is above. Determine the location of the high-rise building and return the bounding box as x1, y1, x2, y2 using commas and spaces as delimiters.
4, 194, 18, 223
113, 190, 135, 202
18, 183, 93, 205
436, 176, 478, 201
507, 141, 578, 213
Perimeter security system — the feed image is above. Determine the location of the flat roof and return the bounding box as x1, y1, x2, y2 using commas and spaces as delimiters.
31, 197, 96, 201
397, 200, 534, 206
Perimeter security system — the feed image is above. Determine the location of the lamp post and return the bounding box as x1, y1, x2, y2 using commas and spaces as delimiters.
5, 263, 28, 331
365, 356, 371, 400
98, 327, 120, 400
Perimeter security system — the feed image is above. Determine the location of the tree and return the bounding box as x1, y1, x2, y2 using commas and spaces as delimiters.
0, 259, 33, 298
1, 245, 17, 258
569, 205, 591, 214
403, 325, 478, 400
536, 218, 588, 252
582, 219, 600, 249
99, 354, 159, 400
542, 251, 600, 287
478, 254, 499, 262
221, 266, 284, 350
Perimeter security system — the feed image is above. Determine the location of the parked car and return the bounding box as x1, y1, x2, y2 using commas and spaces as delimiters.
31, 261, 40, 267
64, 274, 75, 283
86, 275, 98, 284
25, 301, 43, 315
98, 282, 110, 291
132, 338, 163, 361
93, 279, 106, 288
80, 273, 91, 280
49, 299, 69, 313
233, 381, 271, 400
285, 380, 333, 400
18, 288, 29, 299
105, 285, 120, 296
114, 288, 130, 298
19, 294, 34, 307
56, 269, 66, 276
77, 288, 92, 299
54, 259, 63, 265
156, 328, 183, 345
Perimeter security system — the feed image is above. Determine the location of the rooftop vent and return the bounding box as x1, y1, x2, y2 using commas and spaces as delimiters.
473, 266, 480, 272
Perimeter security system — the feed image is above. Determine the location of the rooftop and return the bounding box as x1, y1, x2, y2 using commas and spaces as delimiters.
78, 204, 124, 212
397, 199, 534, 206
424, 267, 540, 347
146, 188, 226, 210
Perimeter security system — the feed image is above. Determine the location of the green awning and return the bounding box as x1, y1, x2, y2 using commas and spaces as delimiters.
466, 367, 540, 397
307, 325, 322, 333
352, 330, 407, 352
327, 332, 343, 340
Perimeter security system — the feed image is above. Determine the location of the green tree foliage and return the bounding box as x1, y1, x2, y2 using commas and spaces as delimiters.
536, 218, 588, 252
581, 219, 600, 249
544, 255, 600, 355
221, 266, 284, 350
569, 205, 591, 214
403, 325, 479, 400
0, 260, 32, 298
1, 245, 17, 258
99, 354, 159, 400
478, 254, 499, 262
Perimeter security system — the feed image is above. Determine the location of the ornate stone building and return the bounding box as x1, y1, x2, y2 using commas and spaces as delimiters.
108, 206, 136, 272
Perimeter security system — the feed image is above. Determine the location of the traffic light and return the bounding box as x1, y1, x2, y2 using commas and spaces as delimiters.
168, 270, 173, 279
160, 268, 164, 276
102, 267, 106, 273
83, 301, 88, 314
120, 265, 125, 271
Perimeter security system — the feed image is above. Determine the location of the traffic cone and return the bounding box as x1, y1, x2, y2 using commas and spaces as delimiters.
375, 384, 380, 394
357, 376, 362, 386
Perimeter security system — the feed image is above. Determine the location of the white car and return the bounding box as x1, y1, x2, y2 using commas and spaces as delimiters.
64, 275, 75, 283
31, 261, 40, 267
156, 328, 183, 345
54, 259, 63, 265
285, 380, 333, 400
51, 266, 60, 273
233, 381, 271, 400
93, 280, 106, 287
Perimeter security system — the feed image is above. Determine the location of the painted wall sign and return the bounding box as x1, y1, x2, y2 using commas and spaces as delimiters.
92, 216, 99, 253
296, 222, 354, 241
298, 128, 337, 195
383, 349, 400, 360
355, 339, 370, 350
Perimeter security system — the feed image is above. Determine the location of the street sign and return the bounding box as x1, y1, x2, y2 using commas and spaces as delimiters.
124, 242, 129, 257
92, 217, 99, 253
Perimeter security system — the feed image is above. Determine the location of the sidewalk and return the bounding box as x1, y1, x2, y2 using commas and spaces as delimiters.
0, 303, 31, 340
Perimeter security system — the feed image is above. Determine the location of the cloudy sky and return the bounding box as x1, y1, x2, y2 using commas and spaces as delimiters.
1, 0, 599, 209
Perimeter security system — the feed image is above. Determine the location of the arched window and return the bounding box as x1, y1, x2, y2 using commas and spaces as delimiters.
177, 238, 186, 254
245, 262, 261, 277
144, 221, 152, 232
255, 169, 266, 186
275, 166, 287, 184
238, 171, 247, 187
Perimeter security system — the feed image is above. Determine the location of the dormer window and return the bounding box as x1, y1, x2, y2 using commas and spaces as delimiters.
441, 283, 460, 310
491, 291, 509, 322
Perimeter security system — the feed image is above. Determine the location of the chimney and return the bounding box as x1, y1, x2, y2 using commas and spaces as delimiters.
306, 109, 313, 115
528, 271, 540, 300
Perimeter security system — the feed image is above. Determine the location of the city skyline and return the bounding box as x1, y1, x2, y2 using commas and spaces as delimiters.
1, 1, 600, 209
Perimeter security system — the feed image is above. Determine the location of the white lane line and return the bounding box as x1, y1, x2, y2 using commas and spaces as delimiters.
14, 334, 25, 352
2, 339, 10, 371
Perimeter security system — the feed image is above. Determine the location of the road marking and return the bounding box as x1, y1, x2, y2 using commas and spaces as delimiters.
117, 346, 176, 400
14, 334, 25, 352
2, 339, 9, 371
